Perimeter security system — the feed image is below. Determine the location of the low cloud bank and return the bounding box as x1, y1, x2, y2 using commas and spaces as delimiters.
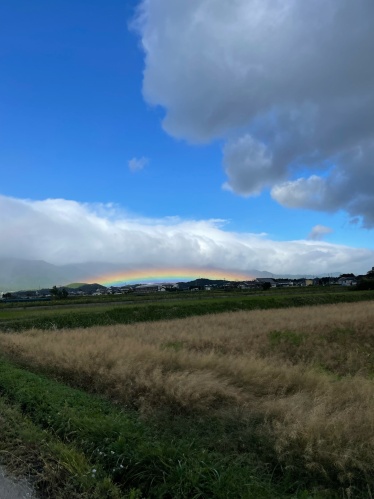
1, 195, 372, 275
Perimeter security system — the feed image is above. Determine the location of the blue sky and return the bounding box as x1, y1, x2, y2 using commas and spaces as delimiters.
1, 0, 373, 276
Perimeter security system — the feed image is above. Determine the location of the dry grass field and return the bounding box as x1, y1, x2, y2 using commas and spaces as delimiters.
1, 300, 374, 492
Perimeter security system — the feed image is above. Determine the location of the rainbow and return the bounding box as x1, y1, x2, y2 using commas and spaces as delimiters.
89, 268, 256, 286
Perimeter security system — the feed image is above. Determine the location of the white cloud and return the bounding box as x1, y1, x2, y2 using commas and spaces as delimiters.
271, 144, 374, 227
271, 176, 328, 210
307, 225, 333, 241
134, 0, 374, 226
0, 194, 373, 275
128, 156, 148, 172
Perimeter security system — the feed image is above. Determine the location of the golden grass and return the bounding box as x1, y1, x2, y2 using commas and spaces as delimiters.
1, 300, 374, 486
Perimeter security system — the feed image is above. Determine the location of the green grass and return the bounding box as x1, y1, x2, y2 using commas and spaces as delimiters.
0, 285, 351, 310
0, 357, 325, 498
0, 394, 124, 498
268, 329, 306, 347
1, 290, 373, 332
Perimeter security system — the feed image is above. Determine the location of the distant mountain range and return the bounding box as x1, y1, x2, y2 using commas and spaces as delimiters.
0, 258, 341, 292
0, 259, 120, 291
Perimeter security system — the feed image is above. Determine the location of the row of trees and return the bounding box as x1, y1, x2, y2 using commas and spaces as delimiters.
50, 286, 68, 299
356, 267, 374, 290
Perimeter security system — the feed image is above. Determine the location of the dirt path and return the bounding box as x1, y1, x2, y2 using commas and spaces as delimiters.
0, 466, 35, 499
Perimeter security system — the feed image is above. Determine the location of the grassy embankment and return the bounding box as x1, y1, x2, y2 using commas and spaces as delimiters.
0, 299, 374, 497
0, 358, 295, 499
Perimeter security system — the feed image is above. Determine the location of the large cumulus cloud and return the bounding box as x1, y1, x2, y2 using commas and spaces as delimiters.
0, 195, 373, 275
134, 0, 374, 226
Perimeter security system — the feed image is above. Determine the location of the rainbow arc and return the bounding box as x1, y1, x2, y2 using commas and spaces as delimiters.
89, 268, 256, 286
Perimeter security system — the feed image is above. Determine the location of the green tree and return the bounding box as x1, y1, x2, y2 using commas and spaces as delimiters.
50, 286, 60, 298
356, 279, 374, 291
50, 286, 69, 299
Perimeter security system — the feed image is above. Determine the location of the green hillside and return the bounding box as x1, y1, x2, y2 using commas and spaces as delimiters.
64, 283, 87, 288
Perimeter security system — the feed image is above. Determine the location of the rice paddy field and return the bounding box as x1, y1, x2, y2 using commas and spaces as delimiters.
0, 290, 374, 497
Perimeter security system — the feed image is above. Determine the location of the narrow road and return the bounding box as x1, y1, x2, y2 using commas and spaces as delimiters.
0, 466, 35, 499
